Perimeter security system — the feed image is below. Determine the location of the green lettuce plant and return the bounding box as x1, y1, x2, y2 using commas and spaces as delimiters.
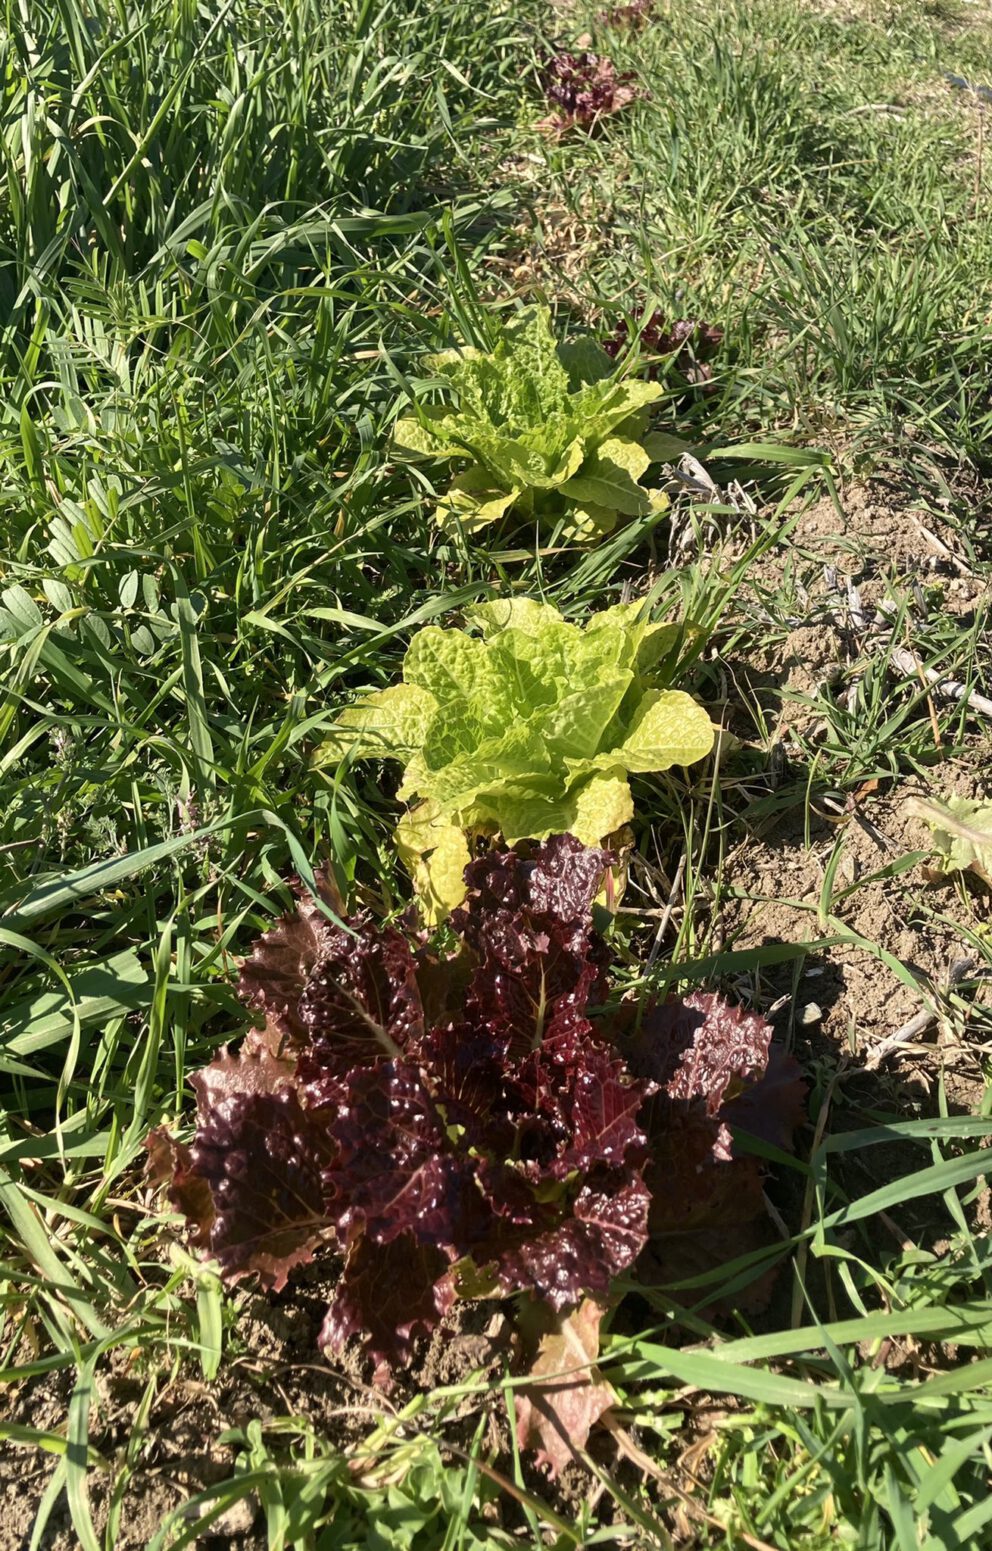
393, 306, 684, 540
319, 597, 715, 919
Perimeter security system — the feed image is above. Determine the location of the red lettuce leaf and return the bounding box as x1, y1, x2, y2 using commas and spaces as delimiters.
539, 52, 641, 132
622, 991, 772, 1113
451, 835, 612, 1055
236, 871, 345, 1053
323, 1060, 483, 1249
484, 1175, 651, 1309
169, 1086, 335, 1289
511, 1030, 651, 1177
596, 0, 654, 27
603, 312, 724, 387
238, 882, 424, 1103
320, 1233, 456, 1387
295, 916, 424, 1105
615, 992, 805, 1303
146, 1127, 215, 1245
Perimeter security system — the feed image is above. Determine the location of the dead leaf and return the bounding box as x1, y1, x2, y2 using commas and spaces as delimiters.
515, 1297, 614, 1476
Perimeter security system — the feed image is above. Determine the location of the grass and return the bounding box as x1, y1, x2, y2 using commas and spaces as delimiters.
528, 0, 992, 466
1, 0, 991, 1545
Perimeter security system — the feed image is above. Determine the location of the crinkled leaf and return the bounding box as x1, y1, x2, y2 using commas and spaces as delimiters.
599, 687, 715, 773
295, 916, 424, 1104
320, 1233, 456, 1388
556, 336, 616, 388
451, 836, 613, 1054
568, 769, 635, 846
395, 803, 475, 922
554, 1038, 653, 1174
561, 437, 653, 516
515, 1297, 614, 1477
543, 672, 634, 761
565, 502, 622, 539
625, 992, 772, 1114
495, 790, 576, 848
466, 597, 562, 639
315, 683, 438, 763
153, 839, 804, 1396
487, 1177, 651, 1308
435, 467, 522, 533
325, 600, 711, 917
618, 992, 805, 1299
417, 728, 552, 809
191, 1045, 295, 1109
237, 879, 346, 1053
146, 1127, 215, 1245
392, 410, 455, 458
540, 51, 642, 132
404, 625, 498, 708
476, 432, 585, 492
454, 832, 606, 924
325, 1062, 478, 1246
575, 378, 663, 441
909, 794, 992, 884
166, 1087, 335, 1289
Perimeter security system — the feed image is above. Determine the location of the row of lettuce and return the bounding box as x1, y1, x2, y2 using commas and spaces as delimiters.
150, 6, 805, 1473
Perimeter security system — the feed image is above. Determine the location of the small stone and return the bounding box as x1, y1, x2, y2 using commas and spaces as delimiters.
200, 1495, 258, 1539
800, 1003, 822, 1026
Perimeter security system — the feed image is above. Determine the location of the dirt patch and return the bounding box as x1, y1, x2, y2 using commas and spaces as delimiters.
0, 1266, 522, 1551
718, 775, 991, 1079
710, 475, 992, 1082
720, 476, 991, 753
790, 482, 988, 590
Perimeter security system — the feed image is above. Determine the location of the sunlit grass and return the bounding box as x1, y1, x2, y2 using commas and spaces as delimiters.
1, 0, 991, 1545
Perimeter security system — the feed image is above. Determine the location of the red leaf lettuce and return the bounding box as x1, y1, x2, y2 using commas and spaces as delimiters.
149, 836, 805, 1418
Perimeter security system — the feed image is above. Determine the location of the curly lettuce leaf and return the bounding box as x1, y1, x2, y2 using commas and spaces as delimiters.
326, 598, 713, 917
148, 1081, 335, 1291
618, 992, 806, 1304
321, 1234, 456, 1388
315, 683, 438, 764
450, 834, 613, 1053
390, 306, 669, 539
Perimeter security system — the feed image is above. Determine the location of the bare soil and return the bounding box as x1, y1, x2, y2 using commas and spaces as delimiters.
0, 1268, 516, 1551
0, 1271, 611, 1550
715, 474, 992, 1098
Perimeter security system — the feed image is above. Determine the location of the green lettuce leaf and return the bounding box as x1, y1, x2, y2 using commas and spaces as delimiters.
323, 598, 714, 919
390, 307, 673, 542
561, 437, 653, 516
435, 469, 521, 532
908, 795, 992, 884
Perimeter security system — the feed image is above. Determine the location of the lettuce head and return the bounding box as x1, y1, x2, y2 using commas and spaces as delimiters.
393, 307, 682, 541
319, 597, 715, 920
